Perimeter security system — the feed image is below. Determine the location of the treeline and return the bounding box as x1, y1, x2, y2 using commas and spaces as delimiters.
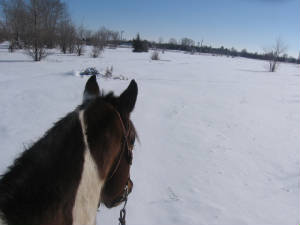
0, 1, 298, 64
0, 0, 122, 60
142, 38, 300, 64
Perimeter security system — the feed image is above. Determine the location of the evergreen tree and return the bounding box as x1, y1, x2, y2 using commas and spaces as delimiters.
132, 33, 148, 52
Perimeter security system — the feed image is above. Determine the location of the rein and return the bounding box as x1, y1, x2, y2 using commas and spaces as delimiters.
118, 185, 129, 225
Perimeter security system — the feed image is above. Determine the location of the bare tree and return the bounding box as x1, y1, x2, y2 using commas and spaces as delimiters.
1, 0, 68, 58
169, 38, 177, 45
120, 30, 124, 41
0, 19, 8, 42
264, 39, 287, 72
67, 26, 76, 53
181, 37, 194, 47
1, 0, 27, 51
24, 0, 50, 61
41, 0, 67, 48
181, 37, 195, 53
110, 31, 119, 48
97, 27, 110, 45
57, 18, 76, 54
91, 27, 121, 49
158, 37, 164, 53
75, 25, 87, 56
90, 29, 106, 58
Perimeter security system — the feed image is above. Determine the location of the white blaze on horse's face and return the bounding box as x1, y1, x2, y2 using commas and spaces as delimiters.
72, 110, 104, 225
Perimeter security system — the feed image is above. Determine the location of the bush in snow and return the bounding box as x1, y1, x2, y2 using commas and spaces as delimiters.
264, 39, 287, 72
90, 29, 106, 58
104, 66, 113, 78
91, 45, 103, 58
151, 50, 160, 60
80, 67, 99, 76
25, 45, 48, 61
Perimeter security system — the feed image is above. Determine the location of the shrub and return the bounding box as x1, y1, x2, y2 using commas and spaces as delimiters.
91, 45, 103, 58
151, 51, 160, 60
80, 67, 99, 76
104, 66, 113, 78
25, 45, 48, 61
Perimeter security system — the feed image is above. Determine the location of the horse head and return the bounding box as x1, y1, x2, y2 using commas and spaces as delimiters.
81, 75, 138, 209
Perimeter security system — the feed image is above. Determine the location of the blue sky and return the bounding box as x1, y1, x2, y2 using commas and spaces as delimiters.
65, 0, 299, 57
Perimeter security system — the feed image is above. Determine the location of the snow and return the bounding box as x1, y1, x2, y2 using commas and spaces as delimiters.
0, 45, 299, 225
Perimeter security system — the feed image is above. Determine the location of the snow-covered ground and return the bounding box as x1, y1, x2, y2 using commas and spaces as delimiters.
0, 45, 299, 225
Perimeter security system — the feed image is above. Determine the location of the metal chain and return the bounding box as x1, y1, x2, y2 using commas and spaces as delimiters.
119, 185, 129, 225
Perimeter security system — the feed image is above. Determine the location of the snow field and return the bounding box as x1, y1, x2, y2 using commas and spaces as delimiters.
0, 46, 299, 225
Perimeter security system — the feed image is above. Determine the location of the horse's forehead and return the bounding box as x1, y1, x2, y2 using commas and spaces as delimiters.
81, 99, 111, 118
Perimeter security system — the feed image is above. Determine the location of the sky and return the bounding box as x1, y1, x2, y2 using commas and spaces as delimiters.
64, 0, 299, 57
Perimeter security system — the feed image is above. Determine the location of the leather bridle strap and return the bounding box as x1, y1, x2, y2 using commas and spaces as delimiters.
114, 110, 134, 154
106, 110, 132, 181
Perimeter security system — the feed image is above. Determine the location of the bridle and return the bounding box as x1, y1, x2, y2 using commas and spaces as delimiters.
106, 109, 133, 181
105, 109, 134, 225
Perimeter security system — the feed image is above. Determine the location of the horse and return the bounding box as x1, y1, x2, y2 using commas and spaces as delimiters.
0, 75, 138, 225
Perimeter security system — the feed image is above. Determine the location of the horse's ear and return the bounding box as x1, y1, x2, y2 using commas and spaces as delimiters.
119, 80, 138, 114
83, 75, 100, 102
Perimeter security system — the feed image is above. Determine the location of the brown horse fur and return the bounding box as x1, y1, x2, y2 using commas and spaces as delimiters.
0, 75, 138, 225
